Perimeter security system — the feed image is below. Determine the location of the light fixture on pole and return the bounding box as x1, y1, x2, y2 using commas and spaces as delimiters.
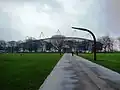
72, 27, 97, 61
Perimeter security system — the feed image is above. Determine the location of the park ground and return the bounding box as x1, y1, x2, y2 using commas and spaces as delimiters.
1, 53, 120, 90
0, 53, 62, 90
80, 53, 120, 73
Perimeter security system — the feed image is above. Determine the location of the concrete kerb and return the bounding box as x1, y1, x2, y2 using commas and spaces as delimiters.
39, 54, 65, 90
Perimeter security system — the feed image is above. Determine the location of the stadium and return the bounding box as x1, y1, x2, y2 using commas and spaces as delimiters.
18, 30, 103, 53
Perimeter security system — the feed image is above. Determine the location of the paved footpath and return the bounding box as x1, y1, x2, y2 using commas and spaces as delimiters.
39, 53, 120, 90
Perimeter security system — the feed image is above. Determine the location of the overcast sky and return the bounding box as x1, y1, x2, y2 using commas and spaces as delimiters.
0, 0, 120, 41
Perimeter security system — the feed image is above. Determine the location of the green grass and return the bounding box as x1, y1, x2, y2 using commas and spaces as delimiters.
80, 53, 120, 73
0, 53, 62, 90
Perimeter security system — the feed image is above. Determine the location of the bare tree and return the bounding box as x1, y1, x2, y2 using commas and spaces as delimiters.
97, 36, 114, 52
24, 37, 38, 52
51, 35, 65, 54
15, 40, 23, 52
8, 41, 17, 53
0, 40, 6, 52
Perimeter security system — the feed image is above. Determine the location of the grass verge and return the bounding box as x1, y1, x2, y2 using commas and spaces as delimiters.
0, 53, 62, 90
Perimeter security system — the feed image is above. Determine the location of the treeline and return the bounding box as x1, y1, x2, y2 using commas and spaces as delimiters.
0, 36, 120, 53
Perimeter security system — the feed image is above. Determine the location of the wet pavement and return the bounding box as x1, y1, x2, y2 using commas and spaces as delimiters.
39, 53, 120, 90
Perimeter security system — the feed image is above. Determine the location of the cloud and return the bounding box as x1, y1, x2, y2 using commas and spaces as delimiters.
104, 0, 120, 34
0, 9, 23, 41
0, 0, 120, 41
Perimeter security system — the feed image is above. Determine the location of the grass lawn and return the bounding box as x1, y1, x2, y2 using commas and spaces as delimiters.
80, 53, 120, 73
0, 53, 62, 90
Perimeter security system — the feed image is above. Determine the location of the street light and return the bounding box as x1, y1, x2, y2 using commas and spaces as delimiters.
72, 27, 97, 61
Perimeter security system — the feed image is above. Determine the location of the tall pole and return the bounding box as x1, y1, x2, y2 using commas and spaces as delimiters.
72, 27, 97, 61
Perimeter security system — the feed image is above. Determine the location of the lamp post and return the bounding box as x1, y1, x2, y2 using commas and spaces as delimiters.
72, 27, 97, 61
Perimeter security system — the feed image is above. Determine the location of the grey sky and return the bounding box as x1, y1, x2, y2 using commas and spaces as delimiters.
0, 0, 120, 41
